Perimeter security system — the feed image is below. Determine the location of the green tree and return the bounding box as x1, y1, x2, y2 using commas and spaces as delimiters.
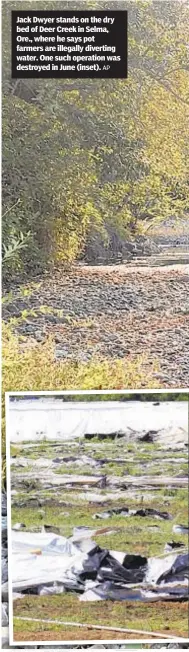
2, 0, 189, 278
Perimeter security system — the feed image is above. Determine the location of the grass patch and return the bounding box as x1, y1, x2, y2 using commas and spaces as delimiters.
2, 322, 158, 394
11, 482, 188, 556
13, 595, 189, 640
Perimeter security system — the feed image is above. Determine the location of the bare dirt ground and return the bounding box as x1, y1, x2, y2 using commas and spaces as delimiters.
4, 261, 189, 388
13, 599, 188, 641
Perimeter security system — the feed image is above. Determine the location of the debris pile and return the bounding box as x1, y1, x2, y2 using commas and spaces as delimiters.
12, 529, 189, 603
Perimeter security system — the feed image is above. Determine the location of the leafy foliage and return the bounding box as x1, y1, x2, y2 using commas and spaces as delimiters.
2, 0, 189, 278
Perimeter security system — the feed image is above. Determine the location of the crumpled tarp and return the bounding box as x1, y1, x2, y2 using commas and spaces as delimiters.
11, 530, 189, 602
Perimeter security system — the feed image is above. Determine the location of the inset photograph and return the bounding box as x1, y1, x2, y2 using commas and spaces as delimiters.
6, 392, 189, 645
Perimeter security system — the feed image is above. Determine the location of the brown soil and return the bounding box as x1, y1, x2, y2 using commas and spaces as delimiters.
13, 597, 188, 642
13, 628, 181, 641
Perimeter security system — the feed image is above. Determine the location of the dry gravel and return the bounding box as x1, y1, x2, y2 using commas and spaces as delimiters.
3, 262, 189, 388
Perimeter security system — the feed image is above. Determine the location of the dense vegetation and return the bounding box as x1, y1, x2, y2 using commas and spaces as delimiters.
2, 0, 189, 279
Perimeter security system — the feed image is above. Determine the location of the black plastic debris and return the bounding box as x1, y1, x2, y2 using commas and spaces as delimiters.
133, 508, 171, 520
42, 524, 61, 534
94, 507, 129, 519
97, 552, 147, 585
138, 430, 157, 442
81, 580, 151, 602
157, 553, 189, 585
84, 431, 125, 441
80, 580, 189, 603
94, 507, 172, 521
79, 546, 109, 582
164, 541, 185, 552
77, 545, 148, 588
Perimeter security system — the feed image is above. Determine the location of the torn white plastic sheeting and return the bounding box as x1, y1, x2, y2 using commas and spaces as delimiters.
12, 530, 77, 554
9, 400, 187, 444
11, 530, 92, 592
12, 552, 84, 592
146, 554, 177, 585
38, 583, 65, 596
79, 583, 189, 603
10, 454, 101, 469
11, 470, 188, 489
10, 456, 53, 468
11, 530, 188, 602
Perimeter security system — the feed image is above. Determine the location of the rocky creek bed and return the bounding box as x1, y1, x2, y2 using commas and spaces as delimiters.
2, 261, 189, 388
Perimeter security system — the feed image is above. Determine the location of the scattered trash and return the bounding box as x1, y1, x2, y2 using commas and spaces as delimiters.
53, 455, 102, 468
11, 529, 189, 602
12, 523, 26, 531
164, 541, 186, 552
93, 507, 172, 521
38, 582, 65, 596
11, 469, 188, 490
173, 524, 189, 535
5, 400, 189, 645
41, 524, 61, 534
138, 431, 157, 443
84, 431, 126, 441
